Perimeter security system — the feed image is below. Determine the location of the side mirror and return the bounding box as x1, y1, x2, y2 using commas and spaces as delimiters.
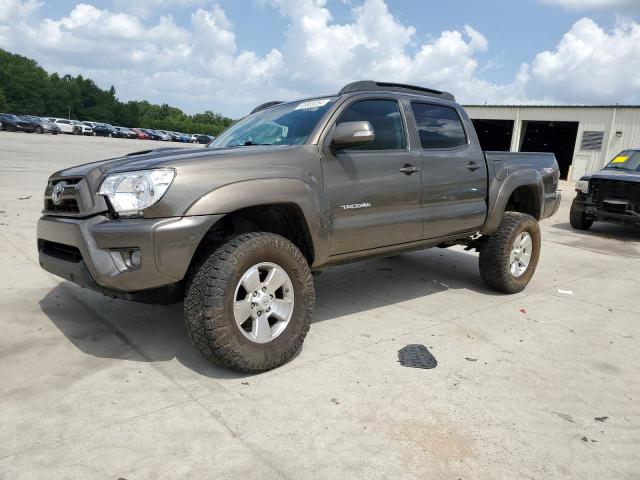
332, 121, 375, 148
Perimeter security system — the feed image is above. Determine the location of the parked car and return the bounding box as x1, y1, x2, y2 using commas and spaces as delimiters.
154, 130, 172, 141
131, 128, 150, 140
159, 130, 184, 142
175, 132, 191, 143
189, 133, 201, 143
82, 121, 100, 130
37, 80, 561, 372
194, 134, 214, 145
71, 120, 93, 135
0, 113, 37, 132
91, 123, 118, 137
51, 118, 76, 134
140, 128, 163, 141
21, 116, 61, 134
570, 149, 640, 229
115, 126, 137, 139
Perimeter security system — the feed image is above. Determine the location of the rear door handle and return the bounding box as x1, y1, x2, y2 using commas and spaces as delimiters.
465, 161, 480, 171
399, 165, 420, 175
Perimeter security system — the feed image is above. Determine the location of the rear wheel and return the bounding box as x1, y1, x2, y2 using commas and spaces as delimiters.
184, 232, 315, 372
479, 212, 541, 294
36, 126, 44, 134
569, 199, 593, 230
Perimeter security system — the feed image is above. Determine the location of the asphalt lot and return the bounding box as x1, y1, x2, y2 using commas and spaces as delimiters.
1, 131, 639, 479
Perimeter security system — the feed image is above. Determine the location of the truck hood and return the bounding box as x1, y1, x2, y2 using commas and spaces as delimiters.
51, 145, 297, 178
585, 169, 640, 183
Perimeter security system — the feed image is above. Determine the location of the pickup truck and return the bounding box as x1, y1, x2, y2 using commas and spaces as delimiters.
37, 81, 561, 372
571, 150, 640, 229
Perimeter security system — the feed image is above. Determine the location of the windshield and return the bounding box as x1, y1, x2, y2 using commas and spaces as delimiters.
209, 97, 337, 148
604, 150, 640, 172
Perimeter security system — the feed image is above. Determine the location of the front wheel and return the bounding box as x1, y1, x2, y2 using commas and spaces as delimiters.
569, 199, 593, 230
36, 126, 44, 134
479, 212, 541, 294
184, 232, 315, 372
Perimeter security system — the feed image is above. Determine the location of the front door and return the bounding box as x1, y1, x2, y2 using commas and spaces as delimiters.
321, 98, 422, 255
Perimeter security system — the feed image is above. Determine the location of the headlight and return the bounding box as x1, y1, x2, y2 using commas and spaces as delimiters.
98, 169, 175, 216
575, 179, 589, 194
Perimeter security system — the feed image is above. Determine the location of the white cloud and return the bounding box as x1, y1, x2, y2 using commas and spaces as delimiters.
0, 0, 638, 116
268, 0, 525, 104
541, 0, 640, 10
0, 0, 41, 22
527, 17, 640, 102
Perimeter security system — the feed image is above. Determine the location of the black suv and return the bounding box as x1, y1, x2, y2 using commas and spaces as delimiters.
571, 150, 640, 229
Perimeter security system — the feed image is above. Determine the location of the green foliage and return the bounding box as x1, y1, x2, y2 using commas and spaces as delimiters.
0, 48, 233, 134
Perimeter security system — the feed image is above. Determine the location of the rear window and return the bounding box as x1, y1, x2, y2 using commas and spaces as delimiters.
411, 103, 467, 149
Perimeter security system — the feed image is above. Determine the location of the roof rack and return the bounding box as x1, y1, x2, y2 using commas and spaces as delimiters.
250, 101, 284, 115
339, 81, 455, 102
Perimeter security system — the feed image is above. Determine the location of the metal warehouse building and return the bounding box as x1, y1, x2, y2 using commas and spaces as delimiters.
463, 105, 640, 180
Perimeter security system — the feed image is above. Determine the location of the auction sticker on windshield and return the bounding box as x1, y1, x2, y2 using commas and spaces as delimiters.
295, 99, 332, 110
611, 156, 628, 163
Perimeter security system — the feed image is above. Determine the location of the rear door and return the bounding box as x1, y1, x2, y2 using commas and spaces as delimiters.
320, 97, 422, 255
408, 102, 488, 238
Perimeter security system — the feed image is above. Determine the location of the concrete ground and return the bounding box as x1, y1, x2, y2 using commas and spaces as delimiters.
1, 131, 639, 480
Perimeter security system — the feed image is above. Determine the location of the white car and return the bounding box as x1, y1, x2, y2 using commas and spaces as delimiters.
72, 121, 93, 135
51, 118, 75, 134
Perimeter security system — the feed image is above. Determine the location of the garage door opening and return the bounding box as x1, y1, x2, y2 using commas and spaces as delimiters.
471, 119, 514, 151
519, 120, 579, 179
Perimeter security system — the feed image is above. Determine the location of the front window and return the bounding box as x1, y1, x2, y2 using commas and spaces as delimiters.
605, 150, 640, 172
336, 99, 406, 150
209, 97, 337, 148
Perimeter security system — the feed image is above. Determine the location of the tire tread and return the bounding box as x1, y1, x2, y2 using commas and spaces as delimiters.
184, 232, 314, 373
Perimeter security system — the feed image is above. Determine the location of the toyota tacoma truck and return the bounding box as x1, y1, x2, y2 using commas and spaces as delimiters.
38, 81, 561, 372
570, 149, 640, 229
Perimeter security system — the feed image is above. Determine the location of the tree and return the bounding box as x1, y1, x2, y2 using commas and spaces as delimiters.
0, 47, 234, 132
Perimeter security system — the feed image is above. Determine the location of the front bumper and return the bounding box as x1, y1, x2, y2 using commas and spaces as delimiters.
37, 214, 222, 303
574, 195, 640, 226
584, 206, 640, 226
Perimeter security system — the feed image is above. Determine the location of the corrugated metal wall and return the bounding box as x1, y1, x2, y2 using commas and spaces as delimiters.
463, 106, 640, 180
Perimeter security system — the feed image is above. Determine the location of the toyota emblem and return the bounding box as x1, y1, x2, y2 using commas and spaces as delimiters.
51, 182, 66, 205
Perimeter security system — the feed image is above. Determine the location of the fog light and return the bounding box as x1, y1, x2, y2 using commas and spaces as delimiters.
122, 249, 141, 269
129, 250, 142, 267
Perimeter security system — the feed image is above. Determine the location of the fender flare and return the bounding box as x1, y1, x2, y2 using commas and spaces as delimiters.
186, 178, 330, 266
482, 169, 544, 235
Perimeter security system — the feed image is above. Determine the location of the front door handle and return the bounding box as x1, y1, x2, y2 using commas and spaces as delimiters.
465, 161, 480, 171
399, 165, 420, 175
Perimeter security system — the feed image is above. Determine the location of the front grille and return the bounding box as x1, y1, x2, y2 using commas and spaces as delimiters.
44, 177, 83, 214
39, 240, 83, 263
45, 198, 79, 213
591, 179, 640, 213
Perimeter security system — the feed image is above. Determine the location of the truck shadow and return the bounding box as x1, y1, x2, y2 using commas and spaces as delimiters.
39, 247, 499, 379
552, 221, 640, 242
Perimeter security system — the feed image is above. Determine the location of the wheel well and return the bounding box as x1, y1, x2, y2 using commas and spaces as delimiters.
190, 204, 315, 268
505, 185, 541, 219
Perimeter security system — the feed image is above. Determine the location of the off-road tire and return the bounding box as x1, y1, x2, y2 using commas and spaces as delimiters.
569, 199, 593, 230
184, 232, 314, 372
479, 212, 541, 294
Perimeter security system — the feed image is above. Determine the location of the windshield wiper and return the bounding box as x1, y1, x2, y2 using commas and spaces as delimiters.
226, 140, 274, 147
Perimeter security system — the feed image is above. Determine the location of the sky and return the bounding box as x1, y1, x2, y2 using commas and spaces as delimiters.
1, 0, 639, 117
